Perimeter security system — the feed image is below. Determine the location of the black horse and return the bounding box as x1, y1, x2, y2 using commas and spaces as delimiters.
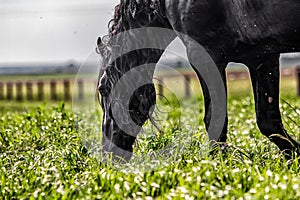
97, 0, 300, 161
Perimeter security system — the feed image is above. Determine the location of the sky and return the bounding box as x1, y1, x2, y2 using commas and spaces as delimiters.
0, 0, 298, 65
0, 0, 120, 64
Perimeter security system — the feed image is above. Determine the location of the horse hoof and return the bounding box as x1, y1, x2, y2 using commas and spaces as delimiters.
209, 142, 229, 157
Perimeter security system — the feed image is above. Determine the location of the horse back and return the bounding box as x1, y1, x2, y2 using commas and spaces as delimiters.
165, 0, 300, 54
224, 0, 300, 46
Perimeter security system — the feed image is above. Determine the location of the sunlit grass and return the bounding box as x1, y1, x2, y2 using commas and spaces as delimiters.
0, 70, 300, 199
1, 76, 300, 199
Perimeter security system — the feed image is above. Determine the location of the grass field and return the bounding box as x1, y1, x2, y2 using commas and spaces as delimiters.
1, 76, 300, 199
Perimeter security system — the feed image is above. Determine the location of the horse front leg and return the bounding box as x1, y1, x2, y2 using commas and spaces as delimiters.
197, 66, 228, 143
188, 57, 228, 143
248, 54, 300, 159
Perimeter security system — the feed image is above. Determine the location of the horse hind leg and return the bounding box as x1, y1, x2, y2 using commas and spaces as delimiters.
248, 54, 300, 158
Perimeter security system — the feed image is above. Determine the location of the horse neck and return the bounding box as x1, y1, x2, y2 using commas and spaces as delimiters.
109, 0, 175, 78
110, 46, 165, 81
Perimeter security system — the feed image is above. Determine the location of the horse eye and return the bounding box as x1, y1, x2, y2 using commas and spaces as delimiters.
98, 84, 108, 97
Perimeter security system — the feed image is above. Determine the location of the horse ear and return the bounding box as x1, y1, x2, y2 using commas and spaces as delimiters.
97, 37, 103, 47
96, 37, 106, 56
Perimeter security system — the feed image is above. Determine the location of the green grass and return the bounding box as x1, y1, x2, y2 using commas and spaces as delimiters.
1, 82, 300, 199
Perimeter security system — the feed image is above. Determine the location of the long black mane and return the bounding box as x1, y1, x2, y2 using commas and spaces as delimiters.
98, 0, 169, 54
97, 0, 170, 90
108, 0, 168, 37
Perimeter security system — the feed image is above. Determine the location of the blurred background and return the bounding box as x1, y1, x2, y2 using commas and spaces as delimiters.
0, 0, 300, 103
0, 0, 118, 63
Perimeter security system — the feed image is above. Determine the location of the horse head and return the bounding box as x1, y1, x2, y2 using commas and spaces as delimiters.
97, 35, 157, 161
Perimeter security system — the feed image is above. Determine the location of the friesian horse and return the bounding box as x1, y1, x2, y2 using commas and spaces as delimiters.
96, 0, 300, 161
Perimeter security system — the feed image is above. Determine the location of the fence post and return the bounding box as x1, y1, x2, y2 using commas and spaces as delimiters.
7, 82, 13, 100
78, 80, 84, 101
0, 83, 4, 100
26, 82, 33, 101
297, 66, 300, 97
63, 80, 70, 101
37, 81, 44, 101
185, 75, 191, 98
16, 82, 23, 101
50, 81, 57, 101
